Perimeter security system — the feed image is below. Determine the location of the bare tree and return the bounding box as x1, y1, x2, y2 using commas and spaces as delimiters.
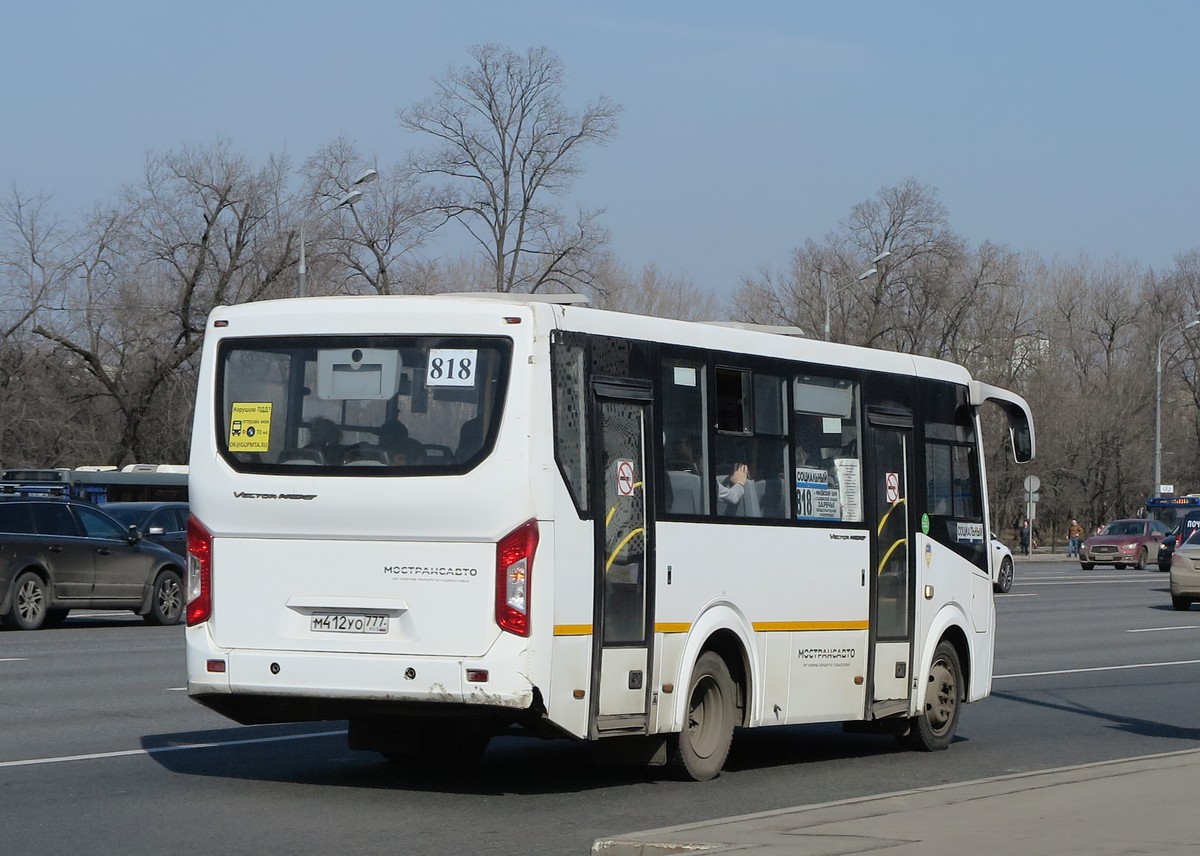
399, 44, 621, 294
590, 258, 720, 321
0, 190, 82, 465
31, 142, 293, 464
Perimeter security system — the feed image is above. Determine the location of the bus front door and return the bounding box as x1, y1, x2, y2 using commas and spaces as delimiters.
590, 384, 654, 736
866, 410, 915, 718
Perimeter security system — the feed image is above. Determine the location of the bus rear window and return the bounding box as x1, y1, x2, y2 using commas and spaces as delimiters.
215, 336, 511, 474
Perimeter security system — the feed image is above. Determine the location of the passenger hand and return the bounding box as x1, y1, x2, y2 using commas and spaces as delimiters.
730, 463, 748, 486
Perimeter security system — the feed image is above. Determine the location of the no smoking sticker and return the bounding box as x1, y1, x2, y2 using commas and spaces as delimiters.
885, 472, 900, 503
615, 459, 636, 496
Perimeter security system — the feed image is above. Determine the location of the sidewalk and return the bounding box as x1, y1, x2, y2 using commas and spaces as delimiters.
592, 748, 1200, 854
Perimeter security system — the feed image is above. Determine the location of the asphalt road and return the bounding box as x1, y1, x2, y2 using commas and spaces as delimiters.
3, 560, 1199, 855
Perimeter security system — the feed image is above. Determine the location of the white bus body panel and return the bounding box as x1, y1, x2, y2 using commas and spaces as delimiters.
654, 522, 870, 732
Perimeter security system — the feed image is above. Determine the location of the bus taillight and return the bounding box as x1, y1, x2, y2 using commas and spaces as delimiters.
186, 515, 213, 626
496, 519, 538, 637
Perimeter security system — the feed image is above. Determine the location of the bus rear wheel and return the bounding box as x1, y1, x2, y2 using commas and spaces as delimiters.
668, 651, 736, 781
902, 640, 962, 751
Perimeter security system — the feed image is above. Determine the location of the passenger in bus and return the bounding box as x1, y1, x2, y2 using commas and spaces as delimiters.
456, 416, 484, 461
378, 419, 409, 459
304, 417, 344, 466
718, 463, 749, 508
666, 436, 701, 474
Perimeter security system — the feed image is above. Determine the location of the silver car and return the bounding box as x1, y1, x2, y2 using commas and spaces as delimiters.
1169, 526, 1200, 610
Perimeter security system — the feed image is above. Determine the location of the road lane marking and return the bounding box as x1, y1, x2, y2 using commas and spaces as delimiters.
996, 659, 1200, 679
1126, 626, 1200, 633
0, 659, 28, 663
0, 729, 345, 769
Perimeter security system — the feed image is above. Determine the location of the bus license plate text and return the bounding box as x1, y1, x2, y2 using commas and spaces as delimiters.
310, 613, 388, 634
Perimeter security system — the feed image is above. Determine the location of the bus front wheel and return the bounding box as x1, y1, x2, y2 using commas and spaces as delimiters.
902, 640, 962, 751
668, 651, 736, 781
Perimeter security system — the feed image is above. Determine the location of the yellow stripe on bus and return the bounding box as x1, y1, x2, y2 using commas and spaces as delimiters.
553, 625, 593, 636
553, 621, 868, 636
752, 620, 869, 632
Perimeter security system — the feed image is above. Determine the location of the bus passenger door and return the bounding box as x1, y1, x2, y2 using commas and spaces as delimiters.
590, 383, 654, 736
866, 408, 915, 717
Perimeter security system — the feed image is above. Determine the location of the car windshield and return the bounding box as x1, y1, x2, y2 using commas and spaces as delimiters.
1104, 521, 1144, 536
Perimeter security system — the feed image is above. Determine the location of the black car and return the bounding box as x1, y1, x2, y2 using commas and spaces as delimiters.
100, 501, 189, 559
1159, 526, 1182, 572
0, 497, 185, 630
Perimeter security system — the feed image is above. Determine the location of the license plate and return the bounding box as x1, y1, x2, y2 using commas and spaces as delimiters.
310, 613, 389, 634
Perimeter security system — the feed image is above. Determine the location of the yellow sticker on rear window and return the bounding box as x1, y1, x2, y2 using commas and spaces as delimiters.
229, 402, 272, 452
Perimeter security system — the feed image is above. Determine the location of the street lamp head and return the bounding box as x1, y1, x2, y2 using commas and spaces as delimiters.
335, 189, 365, 209
856, 267, 877, 282
353, 168, 379, 186
871, 250, 892, 264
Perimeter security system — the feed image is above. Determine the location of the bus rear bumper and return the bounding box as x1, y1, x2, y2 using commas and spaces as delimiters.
186, 643, 538, 724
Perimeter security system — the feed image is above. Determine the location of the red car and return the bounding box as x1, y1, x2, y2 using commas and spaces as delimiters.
1080, 518, 1172, 570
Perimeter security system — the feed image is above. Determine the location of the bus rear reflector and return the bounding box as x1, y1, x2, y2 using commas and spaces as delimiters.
496, 519, 538, 637
186, 515, 213, 626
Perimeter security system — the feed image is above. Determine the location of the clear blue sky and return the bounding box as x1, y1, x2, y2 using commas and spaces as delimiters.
4, 1, 1197, 295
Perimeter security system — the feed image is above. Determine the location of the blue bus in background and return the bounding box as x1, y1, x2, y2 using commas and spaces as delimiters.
1147, 494, 1200, 539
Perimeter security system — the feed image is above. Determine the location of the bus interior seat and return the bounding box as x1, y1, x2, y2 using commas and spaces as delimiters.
342, 444, 390, 466
422, 444, 456, 465
762, 478, 786, 518
666, 470, 703, 514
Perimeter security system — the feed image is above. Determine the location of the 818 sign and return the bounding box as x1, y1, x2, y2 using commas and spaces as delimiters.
426, 348, 477, 387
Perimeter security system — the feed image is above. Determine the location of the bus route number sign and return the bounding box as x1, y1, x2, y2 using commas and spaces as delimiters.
426, 349, 477, 387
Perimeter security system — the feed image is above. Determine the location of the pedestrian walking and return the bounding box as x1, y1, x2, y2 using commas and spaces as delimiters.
1019, 519, 1032, 555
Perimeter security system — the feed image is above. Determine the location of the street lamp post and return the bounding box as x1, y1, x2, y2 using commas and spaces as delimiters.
823, 251, 891, 341
298, 168, 379, 297
1155, 312, 1200, 495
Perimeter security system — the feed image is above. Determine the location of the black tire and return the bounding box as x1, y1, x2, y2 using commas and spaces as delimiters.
902, 640, 962, 751
9, 571, 49, 631
1134, 548, 1147, 571
667, 651, 736, 781
1114, 563, 1126, 570
1080, 562, 1094, 570
994, 556, 1014, 594
1172, 596, 1192, 611
144, 569, 183, 625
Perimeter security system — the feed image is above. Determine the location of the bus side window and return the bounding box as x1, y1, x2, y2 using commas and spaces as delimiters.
661, 359, 711, 516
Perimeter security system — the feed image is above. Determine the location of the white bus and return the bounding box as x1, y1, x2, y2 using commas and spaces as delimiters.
185, 293, 1034, 780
